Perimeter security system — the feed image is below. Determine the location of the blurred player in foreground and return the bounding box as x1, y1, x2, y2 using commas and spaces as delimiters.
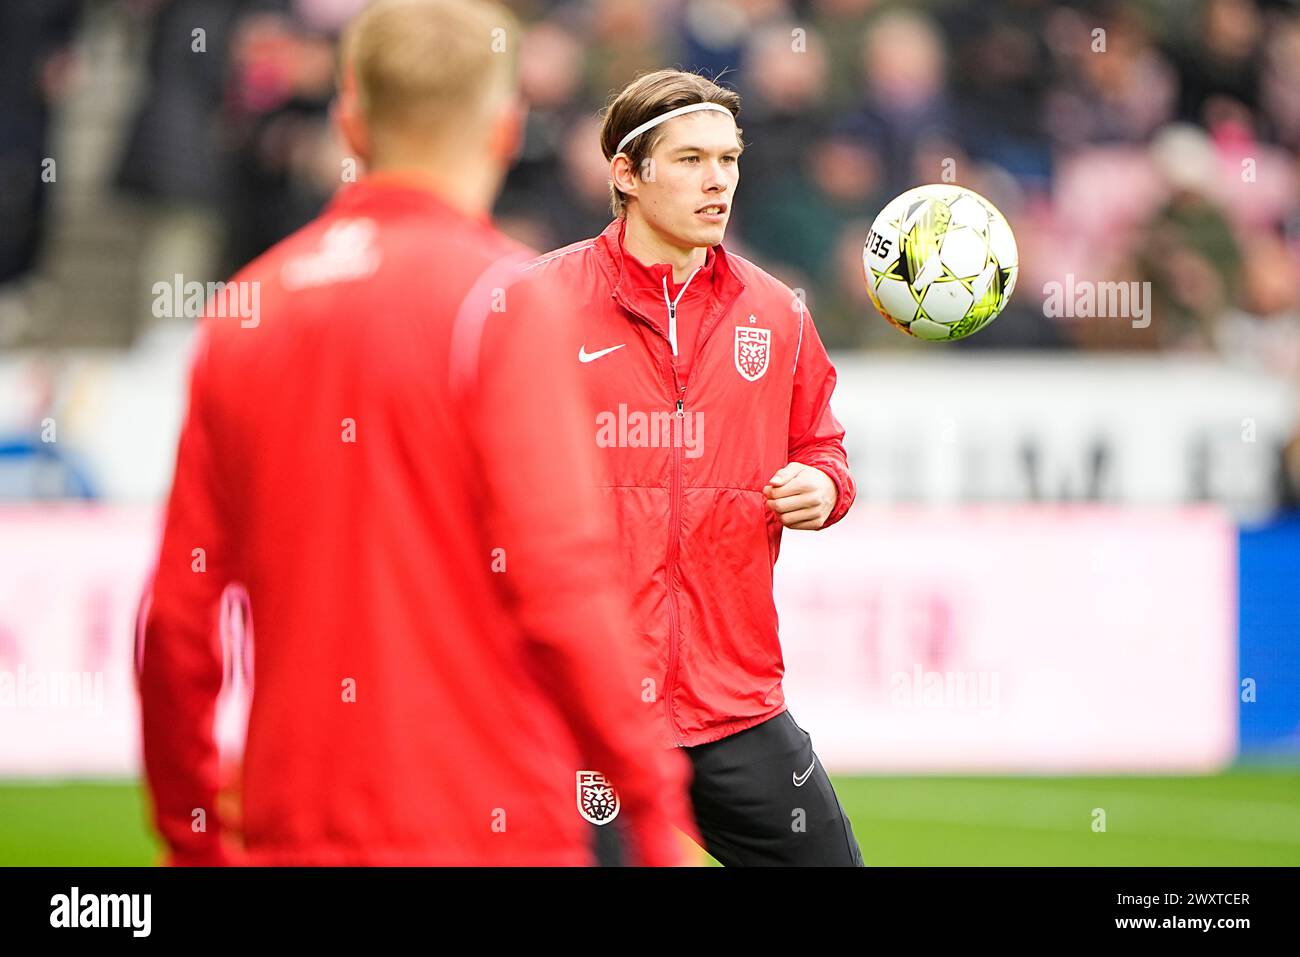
138, 0, 694, 866
525, 69, 863, 865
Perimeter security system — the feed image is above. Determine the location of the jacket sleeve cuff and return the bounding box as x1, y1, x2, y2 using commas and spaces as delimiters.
803, 454, 855, 529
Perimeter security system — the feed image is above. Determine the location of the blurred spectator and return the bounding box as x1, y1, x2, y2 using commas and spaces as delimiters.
939, 0, 1054, 186
1136, 125, 1243, 349
114, 0, 249, 337
809, 0, 880, 114
678, 0, 786, 85
1170, 0, 1263, 131
220, 2, 361, 272
4, 0, 1299, 356
115, 0, 240, 210
1213, 233, 1300, 377
1043, 4, 1177, 151
838, 8, 955, 197
0, 0, 80, 343
738, 17, 833, 194
511, 114, 614, 248
495, 18, 591, 247
1260, 15, 1300, 151
582, 0, 672, 105
734, 22, 875, 295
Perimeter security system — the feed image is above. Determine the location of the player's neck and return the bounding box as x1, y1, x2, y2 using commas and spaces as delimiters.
622, 212, 708, 284
364, 157, 499, 222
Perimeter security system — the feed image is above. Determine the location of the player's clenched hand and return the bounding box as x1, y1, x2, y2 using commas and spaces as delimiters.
763, 462, 837, 530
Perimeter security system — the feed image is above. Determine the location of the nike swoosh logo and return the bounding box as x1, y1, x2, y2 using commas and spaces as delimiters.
578, 344, 625, 363
793, 760, 816, 787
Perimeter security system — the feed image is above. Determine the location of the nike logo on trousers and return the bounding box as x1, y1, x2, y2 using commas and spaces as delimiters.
793, 760, 816, 787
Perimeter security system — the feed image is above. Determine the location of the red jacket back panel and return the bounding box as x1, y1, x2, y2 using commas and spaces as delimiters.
140, 180, 693, 866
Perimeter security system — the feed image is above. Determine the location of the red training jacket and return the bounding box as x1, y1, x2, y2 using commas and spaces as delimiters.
139, 178, 695, 866
524, 218, 856, 748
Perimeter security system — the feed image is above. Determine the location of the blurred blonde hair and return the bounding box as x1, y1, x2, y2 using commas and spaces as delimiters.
341, 0, 519, 143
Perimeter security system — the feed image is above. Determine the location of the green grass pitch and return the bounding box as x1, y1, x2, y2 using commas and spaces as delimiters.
1, 768, 1297, 866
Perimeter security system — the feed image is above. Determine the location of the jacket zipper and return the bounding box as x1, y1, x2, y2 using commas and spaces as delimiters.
663, 280, 690, 747
663, 271, 698, 360
664, 395, 686, 747
610, 264, 743, 748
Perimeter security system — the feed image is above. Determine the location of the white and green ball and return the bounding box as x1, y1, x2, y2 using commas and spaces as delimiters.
862, 184, 1018, 341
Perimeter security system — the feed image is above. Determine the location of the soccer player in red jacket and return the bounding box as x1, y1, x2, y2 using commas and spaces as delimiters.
138, 0, 695, 867
525, 69, 864, 865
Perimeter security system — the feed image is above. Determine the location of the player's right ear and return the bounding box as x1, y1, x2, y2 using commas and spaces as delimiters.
334, 66, 371, 165
487, 93, 528, 165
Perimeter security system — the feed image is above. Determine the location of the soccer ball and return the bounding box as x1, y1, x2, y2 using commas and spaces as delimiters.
862, 184, 1018, 341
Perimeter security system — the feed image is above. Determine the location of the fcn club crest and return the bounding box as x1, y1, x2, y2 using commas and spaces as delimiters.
576, 771, 620, 825
734, 327, 771, 381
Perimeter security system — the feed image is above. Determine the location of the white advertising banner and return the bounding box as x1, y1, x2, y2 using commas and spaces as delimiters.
3, 347, 1294, 513
1, 503, 1238, 778
775, 505, 1238, 773
830, 355, 1297, 519
0, 507, 156, 776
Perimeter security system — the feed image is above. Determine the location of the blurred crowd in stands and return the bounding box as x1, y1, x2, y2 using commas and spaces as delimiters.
2, 0, 1298, 358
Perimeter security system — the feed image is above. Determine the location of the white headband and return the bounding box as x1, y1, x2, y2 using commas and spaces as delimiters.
615, 102, 734, 154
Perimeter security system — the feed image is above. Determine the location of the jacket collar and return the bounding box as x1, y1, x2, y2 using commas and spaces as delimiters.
593, 218, 746, 344
329, 173, 497, 234
622, 238, 716, 304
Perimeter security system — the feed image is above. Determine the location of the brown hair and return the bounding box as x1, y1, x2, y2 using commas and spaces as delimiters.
341, 0, 520, 142
598, 69, 743, 219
